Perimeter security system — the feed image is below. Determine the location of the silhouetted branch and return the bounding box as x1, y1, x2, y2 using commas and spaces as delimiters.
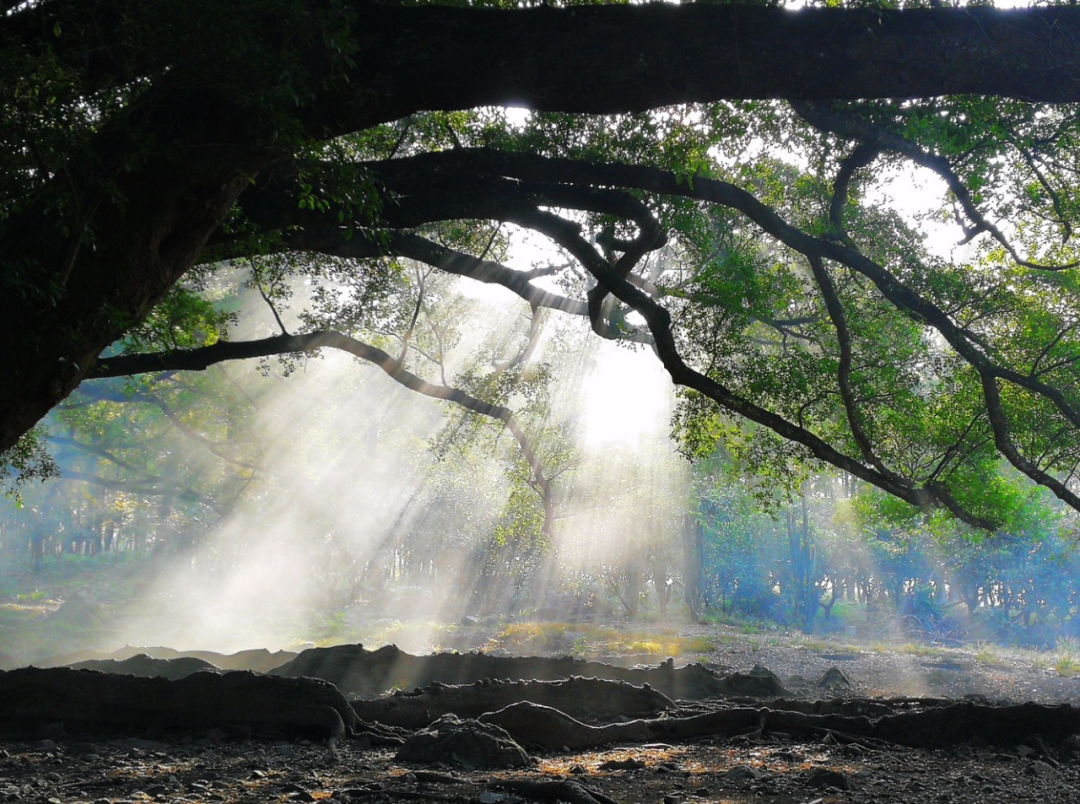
791, 101, 1080, 270
90, 331, 554, 527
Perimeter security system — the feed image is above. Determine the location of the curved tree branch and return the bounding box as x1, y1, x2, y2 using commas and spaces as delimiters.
806, 254, 896, 481
90, 332, 554, 530
238, 147, 1080, 523
791, 100, 1080, 270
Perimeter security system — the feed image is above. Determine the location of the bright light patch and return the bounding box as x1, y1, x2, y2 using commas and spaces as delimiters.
579, 341, 672, 447
504, 106, 532, 129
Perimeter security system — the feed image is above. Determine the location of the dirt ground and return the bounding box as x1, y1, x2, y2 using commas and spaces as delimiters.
2, 624, 1080, 804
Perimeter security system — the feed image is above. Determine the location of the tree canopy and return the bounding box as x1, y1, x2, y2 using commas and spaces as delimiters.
7, 0, 1080, 531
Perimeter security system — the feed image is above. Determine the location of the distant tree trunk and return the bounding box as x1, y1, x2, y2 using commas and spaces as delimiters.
682, 514, 704, 621
820, 575, 839, 620
30, 530, 44, 577
610, 561, 641, 619
651, 547, 671, 616
626, 567, 640, 619
786, 494, 817, 632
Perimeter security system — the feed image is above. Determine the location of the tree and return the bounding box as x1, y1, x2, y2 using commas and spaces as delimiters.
8, 1, 1080, 528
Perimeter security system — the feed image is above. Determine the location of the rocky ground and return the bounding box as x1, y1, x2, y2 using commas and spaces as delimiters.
2, 624, 1080, 804
695, 627, 1080, 704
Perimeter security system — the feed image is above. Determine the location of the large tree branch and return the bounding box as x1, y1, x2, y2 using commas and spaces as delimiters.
279, 228, 592, 319
90, 332, 552, 512
485, 197, 997, 528
232, 170, 659, 342
806, 254, 895, 480
339, 4, 1080, 130
405, 149, 1080, 419
271, 147, 1079, 521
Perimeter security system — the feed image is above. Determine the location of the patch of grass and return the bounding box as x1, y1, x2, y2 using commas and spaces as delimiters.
829, 643, 862, 656
791, 635, 829, 653
895, 642, 943, 658
682, 636, 717, 654
1054, 653, 1080, 676
1055, 636, 1080, 654
1052, 637, 1080, 676
975, 642, 1004, 666
625, 640, 664, 654
487, 622, 716, 659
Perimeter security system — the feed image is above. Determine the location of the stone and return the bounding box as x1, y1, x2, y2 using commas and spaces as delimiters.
805, 767, 851, 790
1025, 760, 1057, 779
716, 665, 791, 697
724, 765, 761, 782
816, 667, 854, 690
598, 758, 645, 771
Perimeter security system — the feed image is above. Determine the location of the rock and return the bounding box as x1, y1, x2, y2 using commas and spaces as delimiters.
352, 676, 673, 728
724, 764, 761, 782
1025, 760, 1057, 779
395, 715, 531, 770
816, 667, 853, 690
598, 758, 645, 770
716, 665, 791, 697
1060, 733, 1080, 761
804, 767, 851, 790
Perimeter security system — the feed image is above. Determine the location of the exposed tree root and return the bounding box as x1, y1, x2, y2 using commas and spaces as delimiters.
0, 667, 357, 742
480, 699, 1080, 751
39, 645, 298, 673
493, 779, 621, 804
66, 655, 220, 680
8, 656, 1078, 764
351, 677, 673, 728
481, 702, 763, 750
272, 644, 725, 699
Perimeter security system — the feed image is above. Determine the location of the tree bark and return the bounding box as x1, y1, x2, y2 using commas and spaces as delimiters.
345, 4, 1080, 119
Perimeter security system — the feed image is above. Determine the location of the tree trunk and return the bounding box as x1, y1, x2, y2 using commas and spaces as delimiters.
683, 514, 704, 621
